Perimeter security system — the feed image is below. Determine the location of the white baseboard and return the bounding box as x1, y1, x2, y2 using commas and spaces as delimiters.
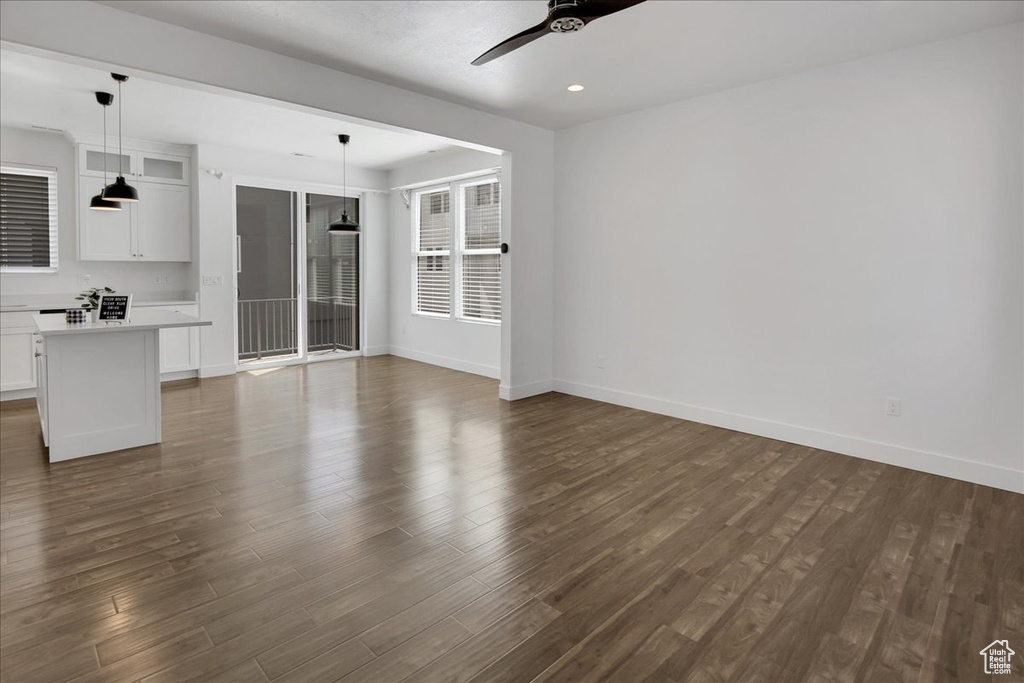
364, 346, 390, 357
499, 379, 554, 401
161, 370, 199, 382
199, 363, 237, 379
553, 379, 1023, 494
388, 346, 500, 379
0, 388, 35, 402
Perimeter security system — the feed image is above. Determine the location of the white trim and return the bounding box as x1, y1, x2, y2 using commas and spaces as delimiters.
389, 346, 499, 379
364, 345, 390, 356
410, 174, 501, 322
0, 388, 36, 402
160, 370, 198, 382
229, 174, 385, 197
232, 176, 368, 368
67, 132, 192, 157
393, 168, 502, 191
306, 349, 362, 363
198, 362, 236, 378
237, 355, 303, 372
552, 379, 1024, 494
499, 379, 554, 401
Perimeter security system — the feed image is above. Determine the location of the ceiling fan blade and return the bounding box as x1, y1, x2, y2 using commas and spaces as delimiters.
576, 0, 646, 23
472, 19, 550, 66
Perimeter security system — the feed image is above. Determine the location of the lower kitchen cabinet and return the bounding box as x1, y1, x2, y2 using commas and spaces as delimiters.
154, 305, 200, 373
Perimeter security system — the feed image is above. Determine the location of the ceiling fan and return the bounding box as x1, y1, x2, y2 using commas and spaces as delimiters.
472, 0, 646, 66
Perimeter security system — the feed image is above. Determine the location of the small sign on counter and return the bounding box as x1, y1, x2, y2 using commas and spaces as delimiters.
97, 294, 132, 323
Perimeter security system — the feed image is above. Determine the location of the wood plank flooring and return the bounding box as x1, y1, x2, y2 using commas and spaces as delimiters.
0, 356, 1020, 682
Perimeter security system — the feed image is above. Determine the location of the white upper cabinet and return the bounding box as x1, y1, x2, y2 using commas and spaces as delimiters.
79, 175, 136, 261
76, 141, 192, 262
137, 182, 191, 262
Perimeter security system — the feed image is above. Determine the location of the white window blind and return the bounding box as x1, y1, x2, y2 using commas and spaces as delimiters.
414, 188, 451, 315
411, 176, 501, 322
0, 164, 58, 273
461, 180, 501, 321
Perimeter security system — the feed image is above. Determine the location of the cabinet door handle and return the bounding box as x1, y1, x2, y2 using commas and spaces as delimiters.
34, 352, 42, 358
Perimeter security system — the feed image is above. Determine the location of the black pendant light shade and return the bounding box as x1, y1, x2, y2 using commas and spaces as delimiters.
328, 205, 359, 231
90, 91, 122, 211
328, 134, 359, 231
102, 73, 139, 203
90, 193, 122, 211
103, 175, 140, 202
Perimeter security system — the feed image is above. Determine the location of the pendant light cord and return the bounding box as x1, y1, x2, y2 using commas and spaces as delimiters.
343, 141, 348, 214
117, 80, 123, 177
102, 100, 108, 184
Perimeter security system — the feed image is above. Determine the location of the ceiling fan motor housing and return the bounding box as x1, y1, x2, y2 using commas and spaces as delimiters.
548, 0, 587, 32
550, 17, 585, 33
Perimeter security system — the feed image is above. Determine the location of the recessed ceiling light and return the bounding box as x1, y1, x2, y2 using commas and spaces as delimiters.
291, 152, 316, 158
567, 84, 585, 93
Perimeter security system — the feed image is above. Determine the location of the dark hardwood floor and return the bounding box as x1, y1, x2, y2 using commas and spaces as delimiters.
0, 356, 1020, 682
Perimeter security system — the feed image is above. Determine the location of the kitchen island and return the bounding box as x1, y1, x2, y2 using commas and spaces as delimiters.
33, 309, 211, 462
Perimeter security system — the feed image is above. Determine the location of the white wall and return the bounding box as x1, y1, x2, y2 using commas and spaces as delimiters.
554, 24, 1024, 492
386, 149, 503, 378
194, 144, 387, 376
0, 126, 191, 297
0, 0, 556, 399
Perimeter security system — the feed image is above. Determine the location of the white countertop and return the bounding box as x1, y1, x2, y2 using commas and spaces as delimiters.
34, 309, 211, 337
1, 293, 197, 313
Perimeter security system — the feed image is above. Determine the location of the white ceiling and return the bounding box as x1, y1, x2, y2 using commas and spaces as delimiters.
0, 49, 466, 170
97, 0, 1023, 129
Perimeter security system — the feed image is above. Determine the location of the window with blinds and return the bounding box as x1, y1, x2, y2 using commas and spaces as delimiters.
414, 188, 451, 315
411, 176, 501, 323
461, 180, 501, 321
0, 165, 58, 273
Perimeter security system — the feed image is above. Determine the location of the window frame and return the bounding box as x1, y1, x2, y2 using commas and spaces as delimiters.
456, 175, 501, 324
0, 163, 59, 274
411, 183, 453, 319
411, 174, 501, 324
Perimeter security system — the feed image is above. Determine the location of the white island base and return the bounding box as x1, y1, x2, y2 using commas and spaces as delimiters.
34, 310, 211, 462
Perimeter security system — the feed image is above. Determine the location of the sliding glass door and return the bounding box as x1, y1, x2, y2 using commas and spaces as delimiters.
236, 184, 361, 365
236, 187, 298, 362
306, 193, 360, 354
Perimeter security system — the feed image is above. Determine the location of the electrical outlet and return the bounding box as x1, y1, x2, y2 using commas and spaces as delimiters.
885, 397, 901, 417
597, 355, 607, 369
77, 274, 91, 285
202, 275, 224, 286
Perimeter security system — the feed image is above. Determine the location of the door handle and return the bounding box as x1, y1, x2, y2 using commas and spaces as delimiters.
236, 235, 242, 273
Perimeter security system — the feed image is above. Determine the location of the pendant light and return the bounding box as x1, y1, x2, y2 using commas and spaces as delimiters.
101, 73, 139, 203
89, 91, 121, 211
328, 134, 359, 231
